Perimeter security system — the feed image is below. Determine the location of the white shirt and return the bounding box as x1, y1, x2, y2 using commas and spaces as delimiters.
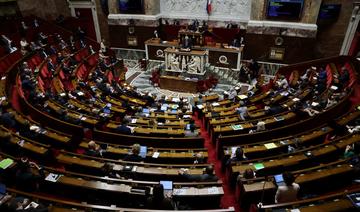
20, 40, 28, 49
275, 183, 300, 203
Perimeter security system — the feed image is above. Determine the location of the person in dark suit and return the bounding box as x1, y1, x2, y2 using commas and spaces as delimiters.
0, 112, 16, 129
116, 120, 132, 135
123, 143, 143, 162
179, 165, 218, 182
146, 184, 174, 210
15, 157, 44, 192
84, 140, 102, 157
18, 120, 37, 140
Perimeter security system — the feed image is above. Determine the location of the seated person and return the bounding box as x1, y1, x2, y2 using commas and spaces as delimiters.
15, 157, 44, 192
184, 124, 199, 137
193, 152, 205, 164
115, 119, 132, 135
179, 164, 218, 182
249, 121, 266, 133
235, 102, 249, 120
146, 184, 174, 210
154, 104, 163, 113
101, 163, 120, 178
18, 120, 37, 140
226, 147, 247, 166
5, 196, 48, 212
85, 140, 103, 157
302, 101, 320, 117
344, 144, 356, 159
275, 172, 300, 203
339, 67, 350, 86
123, 143, 143, 162
346, 119, 360, 134
0, 112, 16, 129
276, 75, 289, 90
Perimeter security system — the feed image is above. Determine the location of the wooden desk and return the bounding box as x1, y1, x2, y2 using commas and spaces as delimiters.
0, 127, 49, 156
231, 134, 360, 179
223, 125, 332, 160
7, 187, 235, 212
10, 109, 71, 146
239, 160, 355, 206
79, 141, 208, 163
159, 76, 198, 93
56, 152, 208, 181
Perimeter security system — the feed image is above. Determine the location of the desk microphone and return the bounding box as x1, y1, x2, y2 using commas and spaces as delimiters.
258, 175, 269, 208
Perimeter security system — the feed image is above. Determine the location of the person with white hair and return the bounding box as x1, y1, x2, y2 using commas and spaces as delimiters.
85, 140, 102, 157
256, 121, 266, 131
249, 121, 266, 133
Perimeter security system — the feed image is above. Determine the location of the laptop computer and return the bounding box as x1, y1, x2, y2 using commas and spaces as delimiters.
139, 146, 147, 158
274, 174, 286, 186
160, 181, 173, 190
100, 143, 108, 150
103, 108, 111, 114
142, 108, 150, 114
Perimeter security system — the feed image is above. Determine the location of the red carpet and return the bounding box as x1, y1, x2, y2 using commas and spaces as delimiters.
193, 114, 240, 212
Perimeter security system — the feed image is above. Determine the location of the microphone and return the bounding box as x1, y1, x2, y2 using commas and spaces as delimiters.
258, 175, 270, 208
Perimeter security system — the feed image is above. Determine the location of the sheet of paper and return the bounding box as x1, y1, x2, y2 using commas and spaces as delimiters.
254, 163, 265, 170
25, 202, 39, 209
45, 173, 61, 182
231, 125, 243, 130
330, 85, 338, 90
207, 187, 219, 194
264, 143, 277, 149
237, 95, 248, 100
152, 152, 160, 158
173, 188, 187, 196
0, 158, 14, 169
274, 116, 284, 121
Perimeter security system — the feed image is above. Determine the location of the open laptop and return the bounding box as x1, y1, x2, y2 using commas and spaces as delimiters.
139, 146, 147, 158
274, 174, 286, 186
160, 181, 173, 191
160, 180, 173, 197
142, 108, 150, 114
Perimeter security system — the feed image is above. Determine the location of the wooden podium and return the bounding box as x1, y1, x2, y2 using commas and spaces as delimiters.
159, 75, 198, 93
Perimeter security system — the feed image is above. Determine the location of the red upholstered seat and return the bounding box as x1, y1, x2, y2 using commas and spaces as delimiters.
107, 71, 114, 83
325, 64, 333, 88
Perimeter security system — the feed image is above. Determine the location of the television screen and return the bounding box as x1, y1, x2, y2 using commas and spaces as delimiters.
267, 0, 304, 19
119, 0, 143, 14
318, 4, 341, 20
